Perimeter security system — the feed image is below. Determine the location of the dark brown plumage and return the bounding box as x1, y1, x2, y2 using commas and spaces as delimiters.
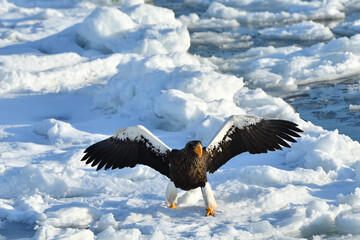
81, 115, 303, 216
168, 141, 208, 191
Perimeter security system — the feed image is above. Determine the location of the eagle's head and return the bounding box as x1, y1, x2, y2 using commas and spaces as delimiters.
186, 140, 203, 157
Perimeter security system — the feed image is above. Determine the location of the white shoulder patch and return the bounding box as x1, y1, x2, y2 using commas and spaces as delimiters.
207, 115, 262, 151
114, 125, 171, 154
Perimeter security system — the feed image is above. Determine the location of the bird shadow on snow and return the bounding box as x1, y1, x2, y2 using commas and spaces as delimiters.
97, 189, 207, 217
114, 205, 212, 237
0, 221, 36, 239
96, 197, 207, 232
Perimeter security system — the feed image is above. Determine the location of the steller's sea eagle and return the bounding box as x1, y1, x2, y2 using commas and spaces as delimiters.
81, 115, 302, 216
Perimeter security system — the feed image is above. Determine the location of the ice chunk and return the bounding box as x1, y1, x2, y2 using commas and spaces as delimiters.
97, 227, 141, 240
221, 35, 360, 90
33, 225, 95, 240
77, 7, 136, 53
33, 118, 104, 145
333, 19, 360, 36
154, 90, 208, 129
77, 6, 190, 55
259, 21, 334, 41
335, 208, 360, 234
204, 1, 344, 27
96, 213, 118, 233
349, 104, 360, 112
37, 207, 102, 229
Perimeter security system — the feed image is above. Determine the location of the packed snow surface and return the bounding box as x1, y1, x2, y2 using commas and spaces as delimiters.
0, 0, 360, 239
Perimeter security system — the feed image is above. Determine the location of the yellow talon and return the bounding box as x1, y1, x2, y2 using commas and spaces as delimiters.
169, 203, 177, 209
206, 207, 215, 217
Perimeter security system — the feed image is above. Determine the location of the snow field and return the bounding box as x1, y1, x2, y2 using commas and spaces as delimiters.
0, 0, 360, 239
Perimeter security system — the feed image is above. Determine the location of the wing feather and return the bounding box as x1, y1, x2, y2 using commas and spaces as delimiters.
206, 115, 302, 173
81, 125, 172, 178
262, 121, 302, 137
251, 127, 277, 151
240, 129, 258, 154
245, 128, 268, 153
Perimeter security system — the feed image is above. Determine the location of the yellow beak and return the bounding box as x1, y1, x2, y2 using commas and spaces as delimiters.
194, 145, 203, 157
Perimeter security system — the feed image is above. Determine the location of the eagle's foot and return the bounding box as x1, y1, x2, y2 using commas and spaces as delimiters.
169, 203, 177, 209
206, 208, 220, 216
206, 207, 215, 217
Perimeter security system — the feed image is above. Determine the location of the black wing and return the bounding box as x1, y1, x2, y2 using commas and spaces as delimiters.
81, 125, 172, 178
206, 115, 302, 173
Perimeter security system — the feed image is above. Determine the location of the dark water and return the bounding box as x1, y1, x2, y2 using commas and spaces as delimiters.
286, 79, 360, 141
154, 0, 360, 142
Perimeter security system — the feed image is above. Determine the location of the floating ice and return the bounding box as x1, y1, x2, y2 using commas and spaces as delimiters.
259, 21, 334, 41
179, 13, 240, 30
349, 104, 360, 112
215, 34, 360, 91
333, 19, 360, 36
203, 0, 345, 27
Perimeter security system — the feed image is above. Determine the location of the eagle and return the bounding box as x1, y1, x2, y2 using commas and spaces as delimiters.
81, 115, 302, 216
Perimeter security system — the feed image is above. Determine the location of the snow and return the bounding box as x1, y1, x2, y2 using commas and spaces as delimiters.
37, 207, 102, 229
77, 5, 189, 55
335, 208, 360, 234
0, 0, 360, 239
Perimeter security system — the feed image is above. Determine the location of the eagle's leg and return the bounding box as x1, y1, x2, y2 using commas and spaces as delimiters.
201, 182, 218, 217
166, 180, 178, 209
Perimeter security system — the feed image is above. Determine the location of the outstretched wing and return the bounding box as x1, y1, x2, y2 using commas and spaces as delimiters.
206, 115, 302, 173
81, 125, 172, 178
